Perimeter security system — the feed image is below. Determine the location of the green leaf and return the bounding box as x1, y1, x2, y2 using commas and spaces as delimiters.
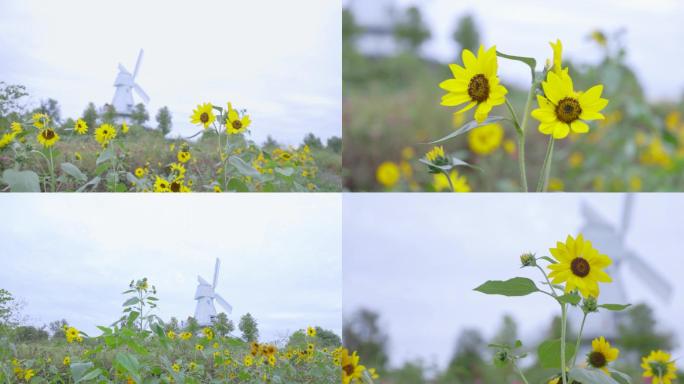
122, 297, 140, 307
538, 256, 557, 264
537, 339, 576, 369
599, 303, 631, 311
113, 352, 141, 383
275, 167, 294, 177
557, 292, 581, 306
60, 162, 87, 182
418, 156, 481, 173
497, 51, 537, 78
608, 369, 632, 384
474, 277, 538, 297
227, 178, 249, 192
568, 367, 621, 384
1, 169, 40, 192
70, 362, 94, 382
425, 116, 506, 145
229, 155, 260, 177
96, 146, 115, 165
75, 368, 102, 383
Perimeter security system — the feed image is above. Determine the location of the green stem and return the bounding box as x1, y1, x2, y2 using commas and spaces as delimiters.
560, 304, 568, 384
517, 80, 536, 192
572, 313, 588, 367
536, 136, 555, 192
441, 169, 454, 192
512, 361, 530, 384
48, 147, 56, 192
536, 264, 558, 297
504, 98, 528, 192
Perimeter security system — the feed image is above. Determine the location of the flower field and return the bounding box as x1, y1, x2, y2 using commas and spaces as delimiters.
0, 98, 342, 192
343, 22, 684, 192
0, 279, 354, 383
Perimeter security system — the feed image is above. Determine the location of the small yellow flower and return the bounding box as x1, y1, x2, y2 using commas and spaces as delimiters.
568, 152, 584, 168
202, 327, 214, 341
503, 139, 516, 155
166, 330, 176, 339
213, 185, 222, 192
642, 350, 677, 384
548, 178, 564, 192
23, 369, 35, 381
590, 30, 607, 47
341, 348, 365, 384
433, 170, 471, 192
154, 176, 171, 192
306, 326, 316, 338
401, 146, 415, 160
11, 122, 22, 133
425, 146, 447, 164
587, 336, 619, 374
172, 363, 180, 372
188, 362, 197, 371
376, 161, 400, 188
225, 102, 251, 134
439, 45, 508, 123
32, 113, 50, 129
468, 123, 503, 155
244, 355, 254, 367
195, 344, 204, 351
94, 124, 117, 148
177, 151, 191, 163
37, 128, 60, 148
135, 167, 146, 178
547, 234, 612, 298
74, 152, 82, 161
74, 119, 88, 134
191, 103, 216, 129
121, 121, 129, 134
180, 332, 192, 340
63, 356, 71, 366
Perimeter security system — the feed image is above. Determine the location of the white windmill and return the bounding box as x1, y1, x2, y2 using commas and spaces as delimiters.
574, 194, 673, 339
194, 258, 233, 326
111, 49, 150, 116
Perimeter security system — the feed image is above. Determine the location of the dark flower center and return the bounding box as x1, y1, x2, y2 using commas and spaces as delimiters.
571, 257, 590, 277
170, 181, 181, 192
232, 120, 243, 129
468, 74, 490, 102
200, 112, 209, 123
555, 98, 582, 123
343, 364, 354, 376
42, 129, 55, 140
588, 351, 607, 368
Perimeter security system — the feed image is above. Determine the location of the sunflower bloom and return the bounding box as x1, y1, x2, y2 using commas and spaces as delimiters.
468, 123, 504, 155
547, 234, 612, 298
307, 326, 317, 338
191, 103, 215, 129
154, 176, 171, 192
74, 119, 88, 134
642, 350, 677, 384
376, 161, 400, 188
94, 124, 117, 148
226, 103, 251, 134
433, 170, 471, 192
587, 337, 619, 374
32, 113, 50, 129
341, 348, 365, 384
439, 45, 508, 123
121, 121, 129, 134
37, 128, 60, 148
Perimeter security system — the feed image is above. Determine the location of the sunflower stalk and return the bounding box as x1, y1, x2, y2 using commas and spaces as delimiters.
512, 361, 530, 384
441, 169, 455, 192
572, 313, 588, 367
48, 146, 56, 192
537, 137, 555, 192
560, 303, 568, 384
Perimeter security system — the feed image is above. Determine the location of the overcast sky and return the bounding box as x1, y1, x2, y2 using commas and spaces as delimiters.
346, 0, 684, 100
343, 194, 684, 370
0, 0, 341, 145
0, 194, 341, 342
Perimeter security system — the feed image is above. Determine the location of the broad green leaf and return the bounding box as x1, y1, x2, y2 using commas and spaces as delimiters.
474, 277, 538, 297
537, 339, 576, 369
568, 367, 621, 384
227, 178, 249, 192
60, 162, 87, 182
425, 116, 506, 145
497, 51, 537, 78
599, 303, 631, 311
229, 155, 260, 177
75, 368, 102, 383
418, 156, 481, 173
70, 362, 94, 382
557, 292, 581, 306
96, 147, 115, 165
275, 167, 294, 177
113, 352, 141, 383
1, 169, 40, 192
123, 297, 140, 307
608, 369, 632, 384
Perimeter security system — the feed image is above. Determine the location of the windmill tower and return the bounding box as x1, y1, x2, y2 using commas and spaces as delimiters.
112, 49, 150, 116
574, 194, 673, 339
194, 258, 233, 326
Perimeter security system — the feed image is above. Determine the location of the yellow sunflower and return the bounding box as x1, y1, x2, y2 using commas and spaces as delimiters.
587, 336, 619, 374
121, 121, 129, 134
191, 103, 216, 129
433, 170, 471, 192
547, 234, 612, 298
177, 150, 191, 163
94, 124, 117, 148
134, 167, 146, 178
37, 128, 60, 148
376, 161, 400, 188
153, 176, 170, 192
11, 122, 22, 133
439, 45, 508, 123
74, 119, 88, 134
531, 41, 608, 139
32, 113, 50, 129
642, 350, 677, 384
307, 326, 317, 338
425, 146, 447, 164
341, 348, 365, 384
226, 102, 251, 134
0, 133, 16, 149
468, 123, 504, 155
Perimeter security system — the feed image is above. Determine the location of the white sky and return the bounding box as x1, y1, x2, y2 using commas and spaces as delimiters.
347, 0, 684, 100
0, 0, 341, 145
343, 194, 684, 370
0, 194, 342, 342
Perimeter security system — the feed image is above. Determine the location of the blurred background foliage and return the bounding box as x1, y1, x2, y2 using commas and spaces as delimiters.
343, 5, 684, 192
343, 304, 680, 383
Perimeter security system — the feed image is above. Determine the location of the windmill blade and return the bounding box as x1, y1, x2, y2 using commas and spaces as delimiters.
198, 275, 211, 286
133, 84, 150, 104
620, 194, 634, 239
624, 251, 673, 301
214, 293, 233, 313
133, 49, 144, 79
118, 63, 130, 75
213, 258, 221, 289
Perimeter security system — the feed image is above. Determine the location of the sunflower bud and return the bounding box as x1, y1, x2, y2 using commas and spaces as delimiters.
493, 350, 509, 367
582, 296, 598, 314
520, 252, 536, 267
